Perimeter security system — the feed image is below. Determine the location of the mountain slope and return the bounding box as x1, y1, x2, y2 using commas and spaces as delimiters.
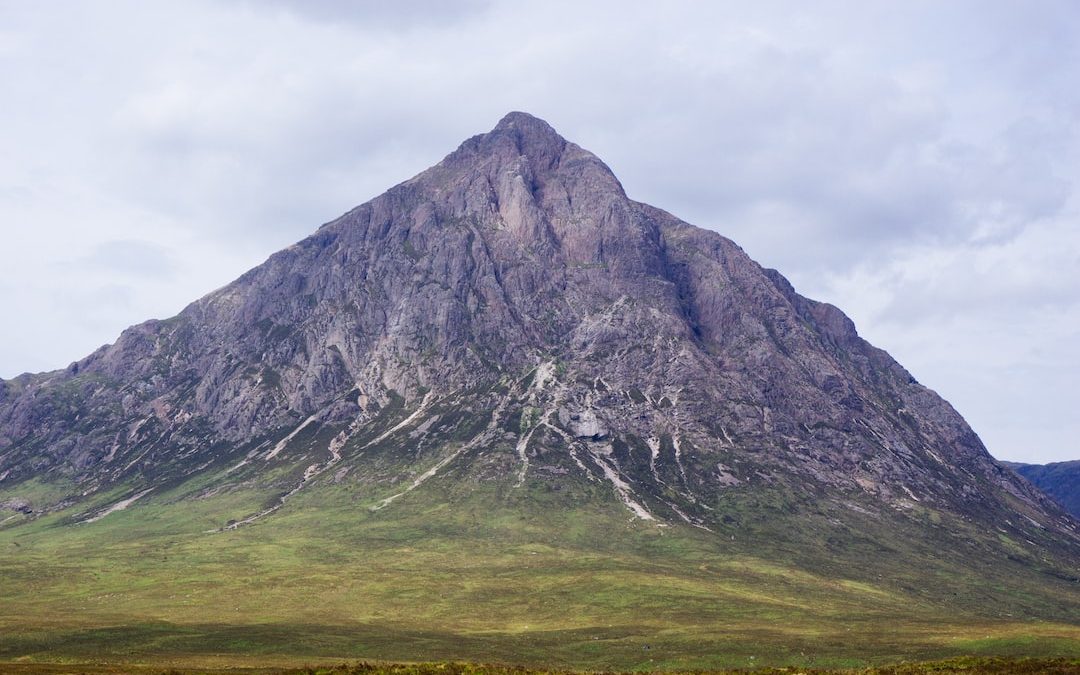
1006, 460, 1080, 518
0, 112, 1078, 668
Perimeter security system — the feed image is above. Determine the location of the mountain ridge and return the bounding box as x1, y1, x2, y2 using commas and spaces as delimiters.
1005, 459, 1080, 519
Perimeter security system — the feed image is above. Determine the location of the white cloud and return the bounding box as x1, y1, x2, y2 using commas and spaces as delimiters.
811, 208, 1080, 462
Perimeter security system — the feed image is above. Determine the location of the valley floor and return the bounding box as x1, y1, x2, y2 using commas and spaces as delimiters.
0, 657, 1079, 675
2, 448, 1079, 671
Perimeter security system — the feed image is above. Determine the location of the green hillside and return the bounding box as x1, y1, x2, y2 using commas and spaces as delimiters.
1, 441, 1078, 672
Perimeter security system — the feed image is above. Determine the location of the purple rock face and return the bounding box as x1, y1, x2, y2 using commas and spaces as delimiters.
0, 112, 1076, 548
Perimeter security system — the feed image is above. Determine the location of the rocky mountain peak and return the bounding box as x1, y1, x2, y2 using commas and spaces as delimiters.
438, 110, 566, 173
401, 112, 638, 274
0, 113, 1076, 564
491, 110, 566, 150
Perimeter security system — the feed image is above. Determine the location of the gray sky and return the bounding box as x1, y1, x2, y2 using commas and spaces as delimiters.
1, 1, 1077, 463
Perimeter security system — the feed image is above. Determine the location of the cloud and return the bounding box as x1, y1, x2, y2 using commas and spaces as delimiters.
811, 205, 1080, 463
0, 0, 1077, 462
256, 0, 493, 30
73, 240, 178, 279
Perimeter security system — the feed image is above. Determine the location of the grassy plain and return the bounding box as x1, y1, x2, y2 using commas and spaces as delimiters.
0, 657, 1079, 675
1, 437, 1078, 672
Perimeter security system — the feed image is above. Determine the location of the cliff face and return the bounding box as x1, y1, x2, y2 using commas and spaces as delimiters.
0, 112, 1075, 548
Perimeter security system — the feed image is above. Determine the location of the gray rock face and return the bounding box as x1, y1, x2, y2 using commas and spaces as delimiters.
0, 112, 1076, 546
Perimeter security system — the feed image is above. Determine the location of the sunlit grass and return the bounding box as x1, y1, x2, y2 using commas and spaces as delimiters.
0, 453, 1078, 671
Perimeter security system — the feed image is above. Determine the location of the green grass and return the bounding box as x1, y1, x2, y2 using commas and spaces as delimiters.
0, 439, 1078, 671
0, 657, 1079, 675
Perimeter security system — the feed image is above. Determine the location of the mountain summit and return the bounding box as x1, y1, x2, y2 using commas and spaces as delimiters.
1, 112, 1072, 537
0, 115, 1078, 663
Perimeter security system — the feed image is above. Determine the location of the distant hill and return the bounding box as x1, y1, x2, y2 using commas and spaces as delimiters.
1004, 460, 1080, 519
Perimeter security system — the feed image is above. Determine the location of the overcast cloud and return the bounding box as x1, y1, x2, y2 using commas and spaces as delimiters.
1, 1, 1077, 463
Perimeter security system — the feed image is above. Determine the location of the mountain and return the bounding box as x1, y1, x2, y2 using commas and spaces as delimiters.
1005, 460, 1080, 519
1, 112, 1078, 669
